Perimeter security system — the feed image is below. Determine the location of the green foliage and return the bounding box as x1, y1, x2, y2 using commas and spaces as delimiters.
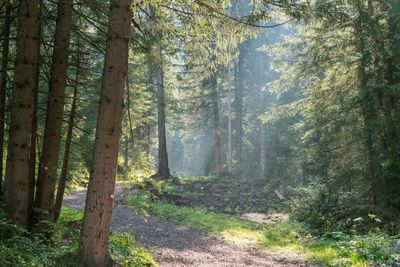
327, 232, 399, 267
53, 207, 83, 245
126, 190, 154, 215
176, 175, 216, 185
288, 182, 362, 233
0, 208, 83, 267
288, 181, 400, 236
287, 183, 400, 265
0, 207, 155, 267
109, 234, 157, 267
260, 99, 307, 124
118, 156, 153, 184
263, 0, 400, 221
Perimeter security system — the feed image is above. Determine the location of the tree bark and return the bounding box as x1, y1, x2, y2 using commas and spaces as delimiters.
156, 44, 170, 179
380, 0, 398, 156
54, 43, 80, 222
5, 0, 41, 226
0, 2, 12, 197
144, 121, 151, 159
144, 57, 154, 160
367, 0, 389, 160
260, 91, 266, 180
210, 73, 222, 177
227, 61, 233, 173
35, 0, 73, 222
379, 0, 400, 210
28, 50, 39, 228
78, 0, 132, 265
28, 2, 42, 228
124, 135, 129, 169
234, 47, 244, 174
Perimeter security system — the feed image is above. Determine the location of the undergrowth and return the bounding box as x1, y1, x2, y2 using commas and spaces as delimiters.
0, 207, 156, 267
126, 189, 399, 267
152, 175, 284, 214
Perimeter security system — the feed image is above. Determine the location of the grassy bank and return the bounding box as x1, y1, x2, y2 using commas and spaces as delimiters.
126, 190, 398, 267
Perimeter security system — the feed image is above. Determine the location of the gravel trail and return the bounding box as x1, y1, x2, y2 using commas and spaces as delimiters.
63, 186, 317, 267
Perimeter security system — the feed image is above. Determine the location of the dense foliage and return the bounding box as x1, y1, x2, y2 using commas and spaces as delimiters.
0, 208, 155, 266
0, 0, 399, 266
260, 0, 400, 233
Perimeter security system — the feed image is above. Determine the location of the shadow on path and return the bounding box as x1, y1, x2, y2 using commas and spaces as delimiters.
63, 186, 317, 267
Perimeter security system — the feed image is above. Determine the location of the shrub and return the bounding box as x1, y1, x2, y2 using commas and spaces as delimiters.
0, 207, 156, 267
288, 181, 383, 234
330, 232, 399, 266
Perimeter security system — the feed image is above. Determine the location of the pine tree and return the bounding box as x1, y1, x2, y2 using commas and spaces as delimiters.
5, 0, 42, 226
78, 0, 132, 265
35, 0, 73, 223
0, 2, 12, 197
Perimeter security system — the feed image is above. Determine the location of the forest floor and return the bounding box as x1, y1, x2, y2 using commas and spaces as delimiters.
64, 184, 317, 267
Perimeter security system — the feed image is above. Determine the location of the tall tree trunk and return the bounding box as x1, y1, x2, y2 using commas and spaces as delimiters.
28, 54, 39, 227
156, 44, 170, 179
0, 2, 12, 198
125, 77, 135, 146
368, 0, 389, 160
353, 0, 381, 204
144, 57, 154, 160
35, 0, 73, 222
210, 73, 222, 177
234, 47, 244, 174
5, 0, 41, 226
144, 121, 151, 159
379, 0, 400, 210
28, 2, 42, 228
78, 0, 132, 265
54, 44, 80, 222
380, 0, 398, 155
124, 135, 129, 169
227, 60, 233, 173
260, 91, 266, 180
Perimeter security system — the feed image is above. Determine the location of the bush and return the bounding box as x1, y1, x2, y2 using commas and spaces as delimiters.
288, 181, 384, 234
0, 208, 83, 267
287, 180, 400, 266
0, 207, 156, 267
329, 232, 399, 266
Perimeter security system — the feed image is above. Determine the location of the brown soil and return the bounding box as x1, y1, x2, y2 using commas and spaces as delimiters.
63, 186, 318, 267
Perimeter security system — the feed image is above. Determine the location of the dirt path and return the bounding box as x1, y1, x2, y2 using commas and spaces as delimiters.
63, 187, 316, 267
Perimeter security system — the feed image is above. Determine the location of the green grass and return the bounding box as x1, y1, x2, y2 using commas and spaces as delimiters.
126, 190, 398, 267
0, 207, 156, 267
109, 234, 157, 267
0, 207, 83, 267
126, 191, 325, 261
176, 175, 217, 185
